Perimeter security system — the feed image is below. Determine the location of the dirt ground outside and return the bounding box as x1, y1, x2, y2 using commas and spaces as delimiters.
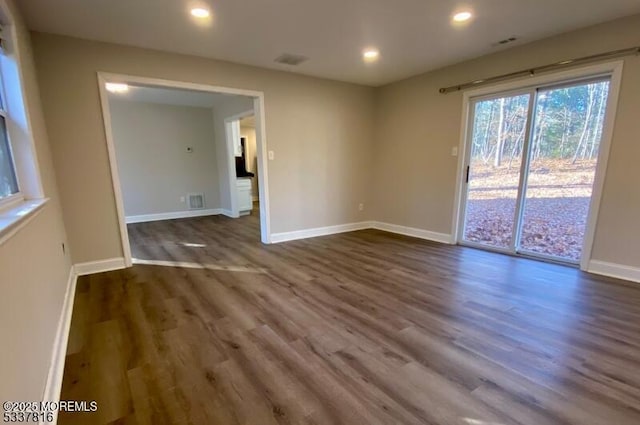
464, 159, 596, 261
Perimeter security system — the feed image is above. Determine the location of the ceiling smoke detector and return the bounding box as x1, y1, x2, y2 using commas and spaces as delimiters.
274, 53, 309, 66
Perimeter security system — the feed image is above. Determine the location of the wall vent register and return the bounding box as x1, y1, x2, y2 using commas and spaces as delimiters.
187, 193, 205, 210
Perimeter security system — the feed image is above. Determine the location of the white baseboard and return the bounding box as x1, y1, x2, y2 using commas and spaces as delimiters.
270, 220, 453, 245
41, 257, 128, 423
41, 266, 77, 425
221, 209, 239, 218
370, 221, 454, 244
588, 260, 640, 283
125, 208, 222, 224
74, 257, 126, 276
271, 221, 374, 243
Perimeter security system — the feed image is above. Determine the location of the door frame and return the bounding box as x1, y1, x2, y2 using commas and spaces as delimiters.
456, 88, 536, 257
224, 109, 255, 217
97, 72, 273, 267
451, 61, 624, 270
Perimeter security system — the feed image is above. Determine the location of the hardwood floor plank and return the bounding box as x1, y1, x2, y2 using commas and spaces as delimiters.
58, 212, 640, 424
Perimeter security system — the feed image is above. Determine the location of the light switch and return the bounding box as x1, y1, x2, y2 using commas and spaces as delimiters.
451, 146, 458, 157
268, 150, 275, 160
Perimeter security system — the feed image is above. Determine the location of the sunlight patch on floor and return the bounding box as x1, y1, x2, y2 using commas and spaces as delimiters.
464, 418, 504, 425
132, 258, 267, 274
180, 242, 207, 248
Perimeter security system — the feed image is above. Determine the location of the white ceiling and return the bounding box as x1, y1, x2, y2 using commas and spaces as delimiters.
240, 115, 256, 128
107, 84, 249, 108
17, 0, 640, 86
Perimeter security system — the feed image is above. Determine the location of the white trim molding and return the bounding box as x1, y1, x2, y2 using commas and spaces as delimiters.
270, 221, 454, 245
41, 266, 77, 425
588, 260, 640, 284
125, 208, 223, 224
371, 221, 454, 244
271, 221, 374, 243
0, 198, 48, 246
74, 257, 127, 276
221, 209, 239, 218
97, 73, 133, 267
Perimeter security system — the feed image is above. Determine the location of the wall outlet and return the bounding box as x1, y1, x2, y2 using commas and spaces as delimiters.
451, 146, 458, 157
358, 203, 364, 211
180, 196, 186, 203
268, 150, 275, 160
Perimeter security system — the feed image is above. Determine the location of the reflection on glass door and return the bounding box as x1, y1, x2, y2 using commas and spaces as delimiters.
461, 78, 612, 264
518, 80, 610, 262
462, 93, 530, 249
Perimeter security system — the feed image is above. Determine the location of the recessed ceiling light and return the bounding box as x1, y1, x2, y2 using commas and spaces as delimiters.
190, 7, 210, 18
453, 11, 473, 22
105, 83, 129, 93
363, 48, 380, 62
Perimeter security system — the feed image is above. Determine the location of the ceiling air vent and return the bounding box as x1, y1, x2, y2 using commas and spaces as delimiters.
493, 37, 518, 47
274, 53, 309, 66
188, 193, 205, 210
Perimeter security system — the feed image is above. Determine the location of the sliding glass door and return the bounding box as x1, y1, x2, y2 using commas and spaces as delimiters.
463, 92, 531, 250
460, 77, 611, 264
517, 79, 611, 262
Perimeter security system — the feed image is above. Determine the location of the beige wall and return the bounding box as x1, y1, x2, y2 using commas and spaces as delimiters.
373, 14, 640, 268
0, 0, 72, 403
28, 14, 640, 270
240, 125, 259, 199
110, 100, 220, 216
32, 33, 375, 263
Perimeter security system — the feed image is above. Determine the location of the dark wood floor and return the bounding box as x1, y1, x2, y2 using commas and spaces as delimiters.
59, 211, 640, 424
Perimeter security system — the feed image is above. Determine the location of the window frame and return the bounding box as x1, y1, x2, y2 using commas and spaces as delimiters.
0, 6, 50, 246
0, 62, 22, 209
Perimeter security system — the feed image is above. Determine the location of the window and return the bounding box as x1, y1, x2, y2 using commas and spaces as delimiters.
0, 15, 48, 242
0, 65, 19, 200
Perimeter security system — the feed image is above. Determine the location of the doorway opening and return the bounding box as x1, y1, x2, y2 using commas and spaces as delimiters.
456, 64, 621, 267
239, 114, 260, 214
97, 73, 271, 267
222, 111, 261, 218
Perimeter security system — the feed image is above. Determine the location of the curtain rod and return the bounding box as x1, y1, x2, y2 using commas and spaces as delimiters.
439, 46, 640, 94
